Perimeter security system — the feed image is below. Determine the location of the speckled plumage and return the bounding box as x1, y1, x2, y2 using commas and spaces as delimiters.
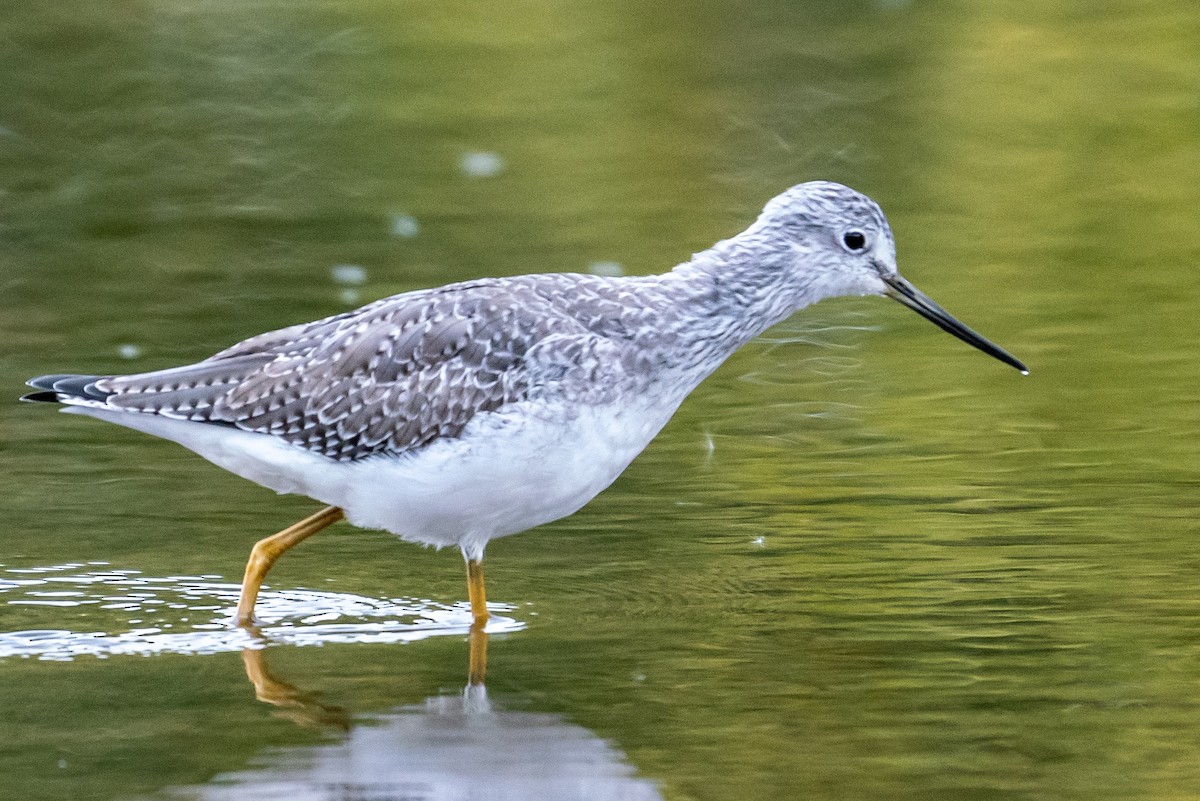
34, 273, 729, 462
25, 182, 1024, 564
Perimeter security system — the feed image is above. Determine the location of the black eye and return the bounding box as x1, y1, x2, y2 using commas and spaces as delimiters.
842, 230, 867, 251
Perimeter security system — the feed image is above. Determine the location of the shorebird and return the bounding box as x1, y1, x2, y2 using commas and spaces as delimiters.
23, 182, 1026, 629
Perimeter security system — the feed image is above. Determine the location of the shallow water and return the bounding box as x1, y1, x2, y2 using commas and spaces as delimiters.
3, 1, 1200, 799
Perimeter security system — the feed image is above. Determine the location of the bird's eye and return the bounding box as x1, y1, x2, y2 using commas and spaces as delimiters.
842, 230, 868, 252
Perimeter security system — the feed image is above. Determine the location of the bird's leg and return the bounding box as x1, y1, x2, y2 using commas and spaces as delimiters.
465, 557, 489, 627
236, 505, 345, 626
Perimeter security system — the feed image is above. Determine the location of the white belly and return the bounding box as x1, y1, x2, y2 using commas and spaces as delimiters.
332, 400, 676, 558
66, 397, 680, 560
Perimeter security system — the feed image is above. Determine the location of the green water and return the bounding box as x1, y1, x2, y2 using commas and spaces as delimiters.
2, 1, 1199, 799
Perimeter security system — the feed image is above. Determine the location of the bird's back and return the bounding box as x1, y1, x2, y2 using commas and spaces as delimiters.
24, 271, 697, 463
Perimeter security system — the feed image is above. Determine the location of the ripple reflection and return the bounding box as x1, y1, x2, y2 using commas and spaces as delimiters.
0, 563, 523, 660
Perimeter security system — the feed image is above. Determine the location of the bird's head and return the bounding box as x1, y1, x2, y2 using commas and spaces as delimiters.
748, 181, 1027, 374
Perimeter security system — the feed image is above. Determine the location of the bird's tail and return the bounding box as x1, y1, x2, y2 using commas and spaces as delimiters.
21, 374, 113, 406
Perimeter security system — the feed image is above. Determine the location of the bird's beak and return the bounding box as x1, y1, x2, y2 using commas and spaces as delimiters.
882, 273, 1028, 374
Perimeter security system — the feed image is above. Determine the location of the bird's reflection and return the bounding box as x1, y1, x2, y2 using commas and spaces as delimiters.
240, 624, 489, 730
241, 648, 351, 731
217, 629, 663, 801
468, 624, 487, 686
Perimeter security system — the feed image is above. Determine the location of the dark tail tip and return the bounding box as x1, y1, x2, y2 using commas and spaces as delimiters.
22, 374, 111, 404
20, 391, 61, 403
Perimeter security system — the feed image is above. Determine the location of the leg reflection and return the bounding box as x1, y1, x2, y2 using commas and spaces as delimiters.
468, 623, 488, 687
241, 627, 492, 728
240, 648, 350, 730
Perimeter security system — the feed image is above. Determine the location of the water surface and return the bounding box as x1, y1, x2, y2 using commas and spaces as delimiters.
2, 1, 1199, 800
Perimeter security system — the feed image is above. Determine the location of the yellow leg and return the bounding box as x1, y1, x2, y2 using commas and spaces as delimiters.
466, 558, 489, 627
236, 506, 344, 626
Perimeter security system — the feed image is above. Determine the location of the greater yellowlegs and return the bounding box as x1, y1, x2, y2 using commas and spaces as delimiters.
23, 182, 1026, 628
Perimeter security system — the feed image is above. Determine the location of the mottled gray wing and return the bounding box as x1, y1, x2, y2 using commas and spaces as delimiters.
95, 280, 592, 460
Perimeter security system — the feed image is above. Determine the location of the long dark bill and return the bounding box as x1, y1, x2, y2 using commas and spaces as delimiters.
883, 274, 1028, 375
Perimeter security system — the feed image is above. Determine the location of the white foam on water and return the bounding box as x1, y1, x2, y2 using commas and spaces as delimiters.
0, 564, 523, 660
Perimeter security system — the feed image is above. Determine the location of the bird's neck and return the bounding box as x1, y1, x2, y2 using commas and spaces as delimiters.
612, 233, 819, 394
662, 233, 814, 352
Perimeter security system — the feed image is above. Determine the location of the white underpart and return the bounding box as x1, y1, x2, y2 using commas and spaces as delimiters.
63, 395, 680, 562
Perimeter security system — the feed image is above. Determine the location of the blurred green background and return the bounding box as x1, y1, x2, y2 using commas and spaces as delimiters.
1, 1, 1199, 799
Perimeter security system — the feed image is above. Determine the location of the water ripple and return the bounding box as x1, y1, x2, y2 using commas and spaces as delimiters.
0, 563, 522, 660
